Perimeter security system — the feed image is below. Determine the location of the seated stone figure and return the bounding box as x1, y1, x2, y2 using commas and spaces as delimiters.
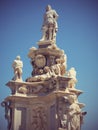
12, 56, 23, 81
51, 58, 66, 76
51, 58, 61, 76
26, 66, 53, 82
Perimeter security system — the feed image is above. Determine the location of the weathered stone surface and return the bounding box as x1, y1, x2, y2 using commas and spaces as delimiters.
1, 5, 86, 130
12, 56, 23, 81
40, 5, 58, 42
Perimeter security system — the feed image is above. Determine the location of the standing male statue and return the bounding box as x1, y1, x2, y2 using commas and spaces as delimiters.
67, 95, 81, 130
12, 56, 23, 81
40, 5, 59, 42
67, 67, 77, 88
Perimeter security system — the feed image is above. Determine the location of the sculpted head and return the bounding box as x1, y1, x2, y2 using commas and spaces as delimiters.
16, 55, 21, 60
46, 5, 51, 11
56, 58, 61, 64
44, 66, 50, 73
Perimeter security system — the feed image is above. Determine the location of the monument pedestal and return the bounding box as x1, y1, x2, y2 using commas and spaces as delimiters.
4, 76, 71, 130
3, 75, 85, 130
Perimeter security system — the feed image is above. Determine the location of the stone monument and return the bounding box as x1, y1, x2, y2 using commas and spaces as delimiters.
1, 5, 86, 130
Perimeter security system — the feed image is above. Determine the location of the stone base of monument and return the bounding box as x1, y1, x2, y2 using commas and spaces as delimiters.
3, 75, 85, 130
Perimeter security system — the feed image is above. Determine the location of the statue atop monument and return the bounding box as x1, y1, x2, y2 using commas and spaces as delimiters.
40, 5, 58, 42
12, 55, 23, 81
67, 67, 78, 88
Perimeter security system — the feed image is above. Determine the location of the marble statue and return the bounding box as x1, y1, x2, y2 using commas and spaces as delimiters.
51, 57, 67, 76
51, 58, 61, 76
40, 5, 58, 41
59, 55, 67, 76
12, 56, 23, 81
67, 67, 77, 88
67, 67, 77, 80
67, 95, 81, 130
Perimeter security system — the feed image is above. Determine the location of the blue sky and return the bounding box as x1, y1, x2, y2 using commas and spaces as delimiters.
0, 0, 98, 130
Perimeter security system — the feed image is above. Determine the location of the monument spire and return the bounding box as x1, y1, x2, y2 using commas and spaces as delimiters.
1, 5, 86, 130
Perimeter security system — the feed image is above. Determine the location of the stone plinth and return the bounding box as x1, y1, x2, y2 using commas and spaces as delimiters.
4, 87, 72, 130
3, 75, 85, 130
6, 76, 71, 95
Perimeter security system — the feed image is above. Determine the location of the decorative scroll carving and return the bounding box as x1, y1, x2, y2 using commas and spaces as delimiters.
18, 86, 28, 94
1, 101, 12, 130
